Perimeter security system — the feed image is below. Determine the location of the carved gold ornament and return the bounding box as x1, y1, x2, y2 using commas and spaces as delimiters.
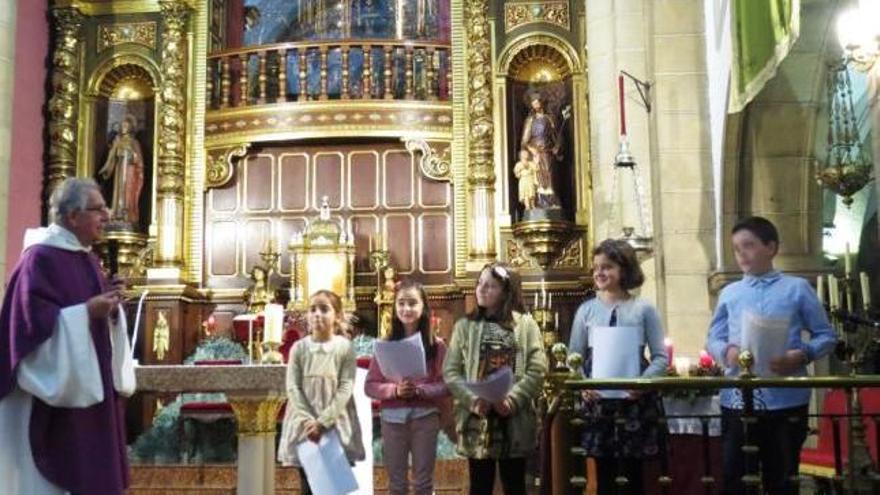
403, 138, 452, 181
465, 0, 495, 185
156, 0, 190, 198
153, 310, 171, 361
229, 397, 286, 436
205, 144, 251, 189
47, 8, 84, 196
504, 1, 570, 32
98, 22, 157, 53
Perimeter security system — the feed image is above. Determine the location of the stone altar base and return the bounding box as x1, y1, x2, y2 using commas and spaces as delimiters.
129, 460, 471, 494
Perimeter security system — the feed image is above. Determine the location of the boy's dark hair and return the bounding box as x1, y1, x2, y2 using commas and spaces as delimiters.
467, 262, 525, 330
592, 239, 645, 291
390, 279, 437, 362
732, 216, 779, 246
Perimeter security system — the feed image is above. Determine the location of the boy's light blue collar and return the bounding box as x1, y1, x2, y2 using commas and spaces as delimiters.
743, 269, 781, 287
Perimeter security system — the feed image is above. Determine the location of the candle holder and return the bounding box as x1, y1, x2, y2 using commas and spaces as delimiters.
260, 341, 282, 364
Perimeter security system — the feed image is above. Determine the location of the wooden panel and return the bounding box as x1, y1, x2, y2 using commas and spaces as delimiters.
278, 217, 307, 275
279, 153, 308, 211
244, 154, 273, 211
419, 175, 449, 207
314, 152, 343, 209
210, 181, 238, 211
351, 215, 379, 273
386, 214, 414, 273
349, 151, 379, 209
420, 213, 450, 273
209, 221, 237, 276
243, 220, 271, 273
384, 150, 413, 208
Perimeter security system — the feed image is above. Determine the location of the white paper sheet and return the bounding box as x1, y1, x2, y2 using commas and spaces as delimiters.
352, 368, 373, 494
589, 326, 641, 399
373, 333, 427, 382
296, 429, 359, 495
740, 311, 790, 377
464, 366, 514, 404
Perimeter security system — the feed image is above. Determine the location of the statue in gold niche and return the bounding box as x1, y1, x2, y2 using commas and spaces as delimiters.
98, 114, 145, 226
375, 265, 396, 338
520, 93, 569, 210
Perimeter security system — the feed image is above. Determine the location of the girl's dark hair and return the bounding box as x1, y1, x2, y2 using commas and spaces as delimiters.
592, 239, 645, 291
390, 279, 437, 362
309, 290, 348, 336
467, 262, 525, 329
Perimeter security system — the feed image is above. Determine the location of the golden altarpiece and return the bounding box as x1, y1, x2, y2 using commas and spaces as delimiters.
45, 0, 593, 419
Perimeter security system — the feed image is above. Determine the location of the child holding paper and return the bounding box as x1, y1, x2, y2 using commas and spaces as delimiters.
706, 216, 836, 495
568, 239, 668, 495
365, 280, 449, 495
278, 290, 365, 495
443, 262, 547, 495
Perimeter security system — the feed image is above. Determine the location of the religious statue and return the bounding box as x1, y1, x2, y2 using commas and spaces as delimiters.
520, 93, 568, 209
245, 265, 273, 314
98, 114, 145, 226
374, 265, 396, 338
153, 310, 170, 361
513, 149, 538, 210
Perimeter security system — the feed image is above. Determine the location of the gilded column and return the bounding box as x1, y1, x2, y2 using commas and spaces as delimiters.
465, 0, 496, 265
46, 8, 84, 199
155, 0, 190, 271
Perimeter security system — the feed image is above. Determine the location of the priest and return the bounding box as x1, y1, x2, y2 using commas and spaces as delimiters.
0, 178, 134, 495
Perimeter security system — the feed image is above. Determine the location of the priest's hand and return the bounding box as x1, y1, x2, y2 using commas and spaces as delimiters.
492, 397, 515, 417
769, 349, 808, 375
87, 290, 121, 320
305, 420, 323, 442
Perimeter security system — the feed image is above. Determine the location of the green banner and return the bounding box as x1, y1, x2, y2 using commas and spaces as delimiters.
729, 0, 800, 112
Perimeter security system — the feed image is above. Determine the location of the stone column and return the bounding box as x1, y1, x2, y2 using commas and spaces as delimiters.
45, 7, 84, 199
464, 0, 496, 268
228, 395, 286, 495
0, 0, 16, 278
155, 0, 190, 272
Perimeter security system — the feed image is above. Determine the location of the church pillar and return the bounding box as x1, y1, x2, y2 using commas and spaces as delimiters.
45, 7, 84, 199
154, 0, 191, 273
464, 0, 496, 268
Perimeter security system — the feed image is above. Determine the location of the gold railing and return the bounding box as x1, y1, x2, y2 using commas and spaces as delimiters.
206, 40, 452, 109
544, 374, 880, 495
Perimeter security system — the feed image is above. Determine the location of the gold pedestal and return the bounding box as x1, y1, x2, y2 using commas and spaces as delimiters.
512, 220, 579, 269
260, 342, 282, 364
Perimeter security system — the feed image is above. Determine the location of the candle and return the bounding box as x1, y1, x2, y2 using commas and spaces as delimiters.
264, 303, 284, 343
860, 272, 872, 311
816, 275, 825, 305
618, 73, 627, 136
533, 292, 538, 310
368, 235, 373, 251
541, 278, 547, 307
664, 337, 674, 364
674, 357, 692, 375
829, 275, 840, 310
554, 312, 559, 330
548, 292, 553, 310
844, 243, 852, 277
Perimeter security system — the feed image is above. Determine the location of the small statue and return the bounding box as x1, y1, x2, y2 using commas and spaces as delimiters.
98, 114, 145, 226
375, 265, 396, 338
153, 310, 170, 361
513, 149, 538, 210
245, 265, 273, 313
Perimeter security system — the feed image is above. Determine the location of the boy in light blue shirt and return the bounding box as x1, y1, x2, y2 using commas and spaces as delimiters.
706, 216, 836, 495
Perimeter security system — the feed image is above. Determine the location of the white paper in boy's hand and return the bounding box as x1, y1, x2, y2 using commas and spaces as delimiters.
741, 311, 790, 377
589, 326, 641, 399
296, 429, 359, 495
464, 366, 514, 404
373, 332, 427, 382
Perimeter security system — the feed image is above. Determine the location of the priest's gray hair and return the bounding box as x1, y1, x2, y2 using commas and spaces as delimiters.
49, 177, 101, 224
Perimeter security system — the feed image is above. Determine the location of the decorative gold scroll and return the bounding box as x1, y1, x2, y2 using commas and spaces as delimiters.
504, 1, 570, 32
98, 22, 158, 53
403, 138, 452, 181
205, 144, 251, 189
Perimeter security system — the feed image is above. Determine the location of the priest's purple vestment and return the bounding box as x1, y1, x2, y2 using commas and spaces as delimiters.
0, 237, 129, 494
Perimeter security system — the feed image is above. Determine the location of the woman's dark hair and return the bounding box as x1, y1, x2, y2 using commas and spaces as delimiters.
390, 279, 437, 362
467, 262, 525, 329
592, 239, 645, 291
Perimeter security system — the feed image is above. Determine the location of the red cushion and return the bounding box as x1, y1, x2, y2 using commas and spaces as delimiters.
357, 357, 372, 369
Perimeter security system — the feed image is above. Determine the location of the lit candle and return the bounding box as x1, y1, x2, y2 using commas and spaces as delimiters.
664, 337, 674, 364
548, 292, 553, 310
844, 243, 852, 277
541, 278, 547, 308
860, 272, 872, 311
533, 291, 538, 310
554, 312, 559, 330
816, 275, 825, 305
